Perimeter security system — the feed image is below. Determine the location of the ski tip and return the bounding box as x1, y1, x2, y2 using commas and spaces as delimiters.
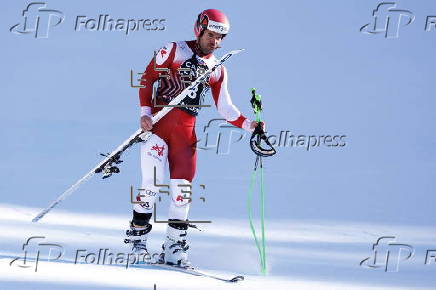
230, 275, 245, 282
228, 49, 245, 55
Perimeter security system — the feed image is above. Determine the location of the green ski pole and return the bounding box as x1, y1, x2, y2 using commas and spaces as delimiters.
247, 88, 276, 275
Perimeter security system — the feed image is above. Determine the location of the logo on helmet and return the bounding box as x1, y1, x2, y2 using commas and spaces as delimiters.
195, 13, 209, 35
201, 15, 208, 28
208, 20, 228, 34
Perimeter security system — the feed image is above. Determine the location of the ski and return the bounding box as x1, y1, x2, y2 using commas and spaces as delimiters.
3, 254, 244, 283
140, 261, 245, 283
31, 48, 244, 223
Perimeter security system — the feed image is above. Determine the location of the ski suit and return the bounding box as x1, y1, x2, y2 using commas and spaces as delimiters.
134, 40, 252, 220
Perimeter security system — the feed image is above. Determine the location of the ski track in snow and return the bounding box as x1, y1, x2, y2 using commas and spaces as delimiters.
0, 204, 435, 290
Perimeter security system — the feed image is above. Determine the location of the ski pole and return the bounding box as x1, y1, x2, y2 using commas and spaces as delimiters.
247, 88, 275, 274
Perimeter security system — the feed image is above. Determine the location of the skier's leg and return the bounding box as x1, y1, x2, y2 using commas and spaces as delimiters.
134, 133, 168, 216
126, 134, 168, 256
167, 123, 196, 220
162, 125, 197, 266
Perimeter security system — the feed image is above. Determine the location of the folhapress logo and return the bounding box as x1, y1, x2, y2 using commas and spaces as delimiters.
9, 2, 166, 38
9, 236, 64, 272
360, 236, 414, 272
360, 2, 414, 38
10, 2, 64, 38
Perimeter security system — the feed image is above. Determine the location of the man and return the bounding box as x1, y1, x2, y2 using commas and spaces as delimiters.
125, 9, 261, 267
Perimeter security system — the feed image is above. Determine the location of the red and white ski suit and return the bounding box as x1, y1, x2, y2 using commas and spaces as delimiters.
135, 40, 251, 220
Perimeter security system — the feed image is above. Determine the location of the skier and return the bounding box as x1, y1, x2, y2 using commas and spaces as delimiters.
125, 9, 263, 267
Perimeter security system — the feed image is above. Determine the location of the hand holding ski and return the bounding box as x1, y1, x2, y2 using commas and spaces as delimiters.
31, 49, 244, 223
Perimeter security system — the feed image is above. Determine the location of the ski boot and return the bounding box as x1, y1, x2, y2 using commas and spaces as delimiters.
124, 221, 152, 262
159, 220, 191, 268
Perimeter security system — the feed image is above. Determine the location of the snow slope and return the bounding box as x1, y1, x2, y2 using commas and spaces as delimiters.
0, 204, 435, 289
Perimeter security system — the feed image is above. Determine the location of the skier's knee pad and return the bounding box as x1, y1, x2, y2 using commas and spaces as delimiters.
133, 186, 158, 213
168, 179, 191, 220
170, 179, 192, 207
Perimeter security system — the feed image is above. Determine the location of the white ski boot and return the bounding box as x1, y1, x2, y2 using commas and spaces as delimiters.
124, 221, 152, 261
160, 222, 191, 268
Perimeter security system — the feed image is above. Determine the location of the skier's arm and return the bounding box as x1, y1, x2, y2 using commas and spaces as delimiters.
210, 66, 257, 132
139, 42, 176, 130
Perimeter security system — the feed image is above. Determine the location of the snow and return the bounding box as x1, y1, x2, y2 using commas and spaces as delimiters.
0, 204, 435, 289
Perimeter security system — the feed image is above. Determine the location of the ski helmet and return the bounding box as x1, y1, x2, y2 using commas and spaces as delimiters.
194, 9, 230, 38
